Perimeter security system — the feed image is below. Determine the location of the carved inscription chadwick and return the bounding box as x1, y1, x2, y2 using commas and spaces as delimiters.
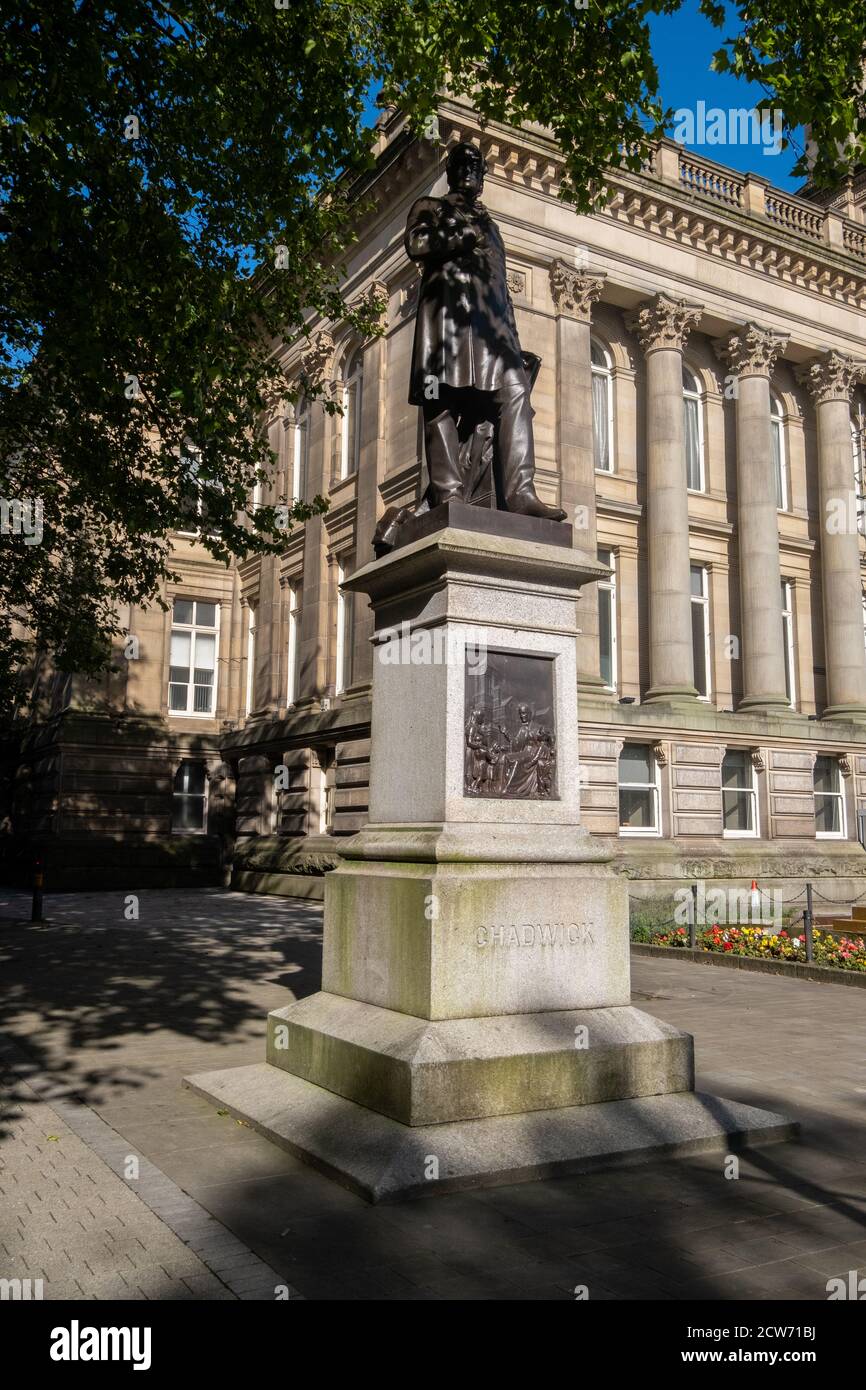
475, 922, 595, 947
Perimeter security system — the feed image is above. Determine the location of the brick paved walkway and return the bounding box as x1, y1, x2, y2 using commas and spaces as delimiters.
1, 887, 865, 1300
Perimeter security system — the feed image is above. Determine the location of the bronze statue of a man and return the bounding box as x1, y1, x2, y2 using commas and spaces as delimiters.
405, 142, 566, 522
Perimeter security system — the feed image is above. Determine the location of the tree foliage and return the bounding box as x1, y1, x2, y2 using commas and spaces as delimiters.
1, 0, 863, 722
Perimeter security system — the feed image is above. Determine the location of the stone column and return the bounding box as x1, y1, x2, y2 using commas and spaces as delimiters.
549, 259, 608, 694
351, 283, 388, 689
797, 351, 866, 720
296, 333, 334, 708
626, 293, 703, 704
713, 323, 791, 713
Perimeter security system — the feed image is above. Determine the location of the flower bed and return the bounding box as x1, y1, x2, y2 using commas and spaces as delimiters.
631, 922, 866, 972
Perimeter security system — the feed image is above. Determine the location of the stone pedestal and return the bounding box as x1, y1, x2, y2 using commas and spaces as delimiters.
186, 508, 794, 1201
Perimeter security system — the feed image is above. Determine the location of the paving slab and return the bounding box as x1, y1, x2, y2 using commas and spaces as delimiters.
2, 887, 866, 1300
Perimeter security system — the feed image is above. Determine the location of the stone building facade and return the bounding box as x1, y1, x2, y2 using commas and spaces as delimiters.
7, 96, 866, 903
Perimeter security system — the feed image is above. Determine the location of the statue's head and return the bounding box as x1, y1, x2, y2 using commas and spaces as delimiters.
518, 703, 530, 722
446, 142, 486, 197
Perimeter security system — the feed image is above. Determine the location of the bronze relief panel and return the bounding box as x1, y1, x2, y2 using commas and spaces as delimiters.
464, 649, 557, 800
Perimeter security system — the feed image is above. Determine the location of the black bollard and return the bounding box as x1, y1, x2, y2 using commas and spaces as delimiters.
804, 882, 814, 963
31, 857, 44, 922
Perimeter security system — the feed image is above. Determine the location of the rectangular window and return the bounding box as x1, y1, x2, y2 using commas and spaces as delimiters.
336, 556, 355, 694
690, 564, 711, 700
781, 580, 797, 708
722, 749, 758, 837
771, 415, 787, 510
172, 761, 207, 832
177, 448, 219, 537
287, 583, 301, 707
168, 600, 218, 716
292, 399, 310, 503
814, 755, 846, 838
245, 605, 256, 717
598, 548, 617, 690
618, 745, 660, 836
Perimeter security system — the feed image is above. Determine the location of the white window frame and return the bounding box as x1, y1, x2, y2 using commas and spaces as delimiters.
171, 760, 209, 835
781, 579, 797, 709
690, 564, 712, 701
176, 445, 220, 539
315, 765, 328, 835
771, 394, 788, 512
335, 558, 354, 694
814, 755, 847, 840
176, 446, 204, 537
340, 348, 363, 481
721, 748, 759, 839
245, 604, 256, 717
597, 547, 618, 691
591, 338, 614, 474
683, 365, 706, 493
168, 600, 220, 718
618, 745, 661, 838
292, 395, 309, 502
286, 583, 301, 707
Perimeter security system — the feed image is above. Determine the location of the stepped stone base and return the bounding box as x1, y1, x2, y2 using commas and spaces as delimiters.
265, 993, 695, 1125
183, 1065, 797, 1203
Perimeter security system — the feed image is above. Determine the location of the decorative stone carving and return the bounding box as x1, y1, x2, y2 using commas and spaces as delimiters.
625, 292, 703, 353
299, 330, 335, 393
795, 350, 866, 405
839, 755, 853, 778
351, 279, 388, 327
548, 259, 605, 322
652, 741, 668, 767
712, 322, 789, 378
750, 748, 766, 773
506, 268, 527, 298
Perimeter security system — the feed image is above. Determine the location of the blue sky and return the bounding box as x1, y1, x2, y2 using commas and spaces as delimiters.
364, 2, 805, 192
648, 0, 804, 190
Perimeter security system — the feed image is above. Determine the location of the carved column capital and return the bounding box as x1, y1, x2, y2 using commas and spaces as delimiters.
795, 350, 866, 405
712, 322, 789, 378
625, 292, 703, 354
299, 330, 335, 393
351, 280, 388, 328
548, 259, 606, 322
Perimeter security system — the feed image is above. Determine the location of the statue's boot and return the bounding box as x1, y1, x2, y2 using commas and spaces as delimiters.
505, 487, 567, 523
497, 379, 568, 523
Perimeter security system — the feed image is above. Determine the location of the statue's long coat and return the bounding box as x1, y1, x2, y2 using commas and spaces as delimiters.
405, 193, 526, 406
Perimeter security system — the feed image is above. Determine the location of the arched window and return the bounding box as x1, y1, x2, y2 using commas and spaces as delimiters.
292, 394, 309, 502
590, 339, 614, 473
771, 394, 787, 510
682, 365, 705, 492
340, 346, 363, 479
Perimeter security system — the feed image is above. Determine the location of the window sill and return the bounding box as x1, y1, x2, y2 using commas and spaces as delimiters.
619, 827, 662, 838
723, 830, 759, 839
